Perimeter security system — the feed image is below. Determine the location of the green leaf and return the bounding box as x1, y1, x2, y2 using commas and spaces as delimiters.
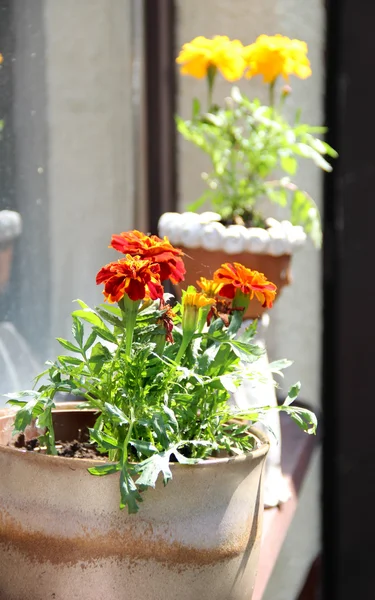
173, 449, 201, 465
228, 309, 244, 335
281, 405, 317, 435
268, 359, 293, 377
13, 395, 42, 433
119, 466, 143, 513
89, 428, 120, 451
136, 452, 173, 488
95, 307, 123, 329
89, 343, 112, 374
284, 382, 301, 406
151, 413, 170, 449
103, 403, 129, 426
72, 317, 84, 347
83, 330, 97, 352
71, 309, 110, 331
92, 326, 117, 344
187, 190, 212, 212
129, 439, 157, 456
58, 355, 83, 366
219, 374, 238, 393
88, 463, 120, 476
56, 338, 81, 353
280, 155, 298, 175
227, 340, 264, 363
237, 320, 258, 343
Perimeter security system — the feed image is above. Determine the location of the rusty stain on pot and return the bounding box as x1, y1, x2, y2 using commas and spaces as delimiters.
0, 507, 258, 567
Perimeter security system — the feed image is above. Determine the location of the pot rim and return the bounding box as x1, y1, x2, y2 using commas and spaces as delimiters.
0, 403, 270, 468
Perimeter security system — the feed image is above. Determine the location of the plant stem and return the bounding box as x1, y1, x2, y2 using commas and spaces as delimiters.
207, 65, 217, 110
122, 408, 135, 463
123, 296, 141, 357
269, 80, 275, 109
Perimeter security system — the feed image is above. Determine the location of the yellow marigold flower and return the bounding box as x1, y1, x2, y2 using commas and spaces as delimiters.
196, 277, 223, 298
181, 288, 215, 337
176, 35, 246, 82
243, 34, 312, 83
182, 290, 216, 309
0, 54, 3, 65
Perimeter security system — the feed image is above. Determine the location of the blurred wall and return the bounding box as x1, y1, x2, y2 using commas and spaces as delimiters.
176, 1, 324, 598
12, 0, 135, 359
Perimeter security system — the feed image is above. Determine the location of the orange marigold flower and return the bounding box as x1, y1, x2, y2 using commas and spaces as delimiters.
0, 54, 3, 65
176, 35, 246, 82
213, 262, 277, 309
196, 277, 223, 298
243, 34, 311, 83
96, 255, 163, 303
110, 230, 185, 285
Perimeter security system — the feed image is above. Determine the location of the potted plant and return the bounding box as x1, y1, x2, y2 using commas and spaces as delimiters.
158, 33, 337, 318
0, 230, 316, 600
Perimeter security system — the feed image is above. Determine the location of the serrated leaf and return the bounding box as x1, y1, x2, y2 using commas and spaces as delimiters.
95, 307, 123, 329
163, 404, 178, 429
103, 403, 129, 426
284, 382, 301, 405
173, 449, 201, 465
92, 326, 117, 344
58, 355, 83, 366
129, 439, 157, 456
268, 359, 293, 377
89, 428, 120, 451
72, 317, 84, 347
88, 463, 120, 476
56, 338, 81, 353
151, 413, 170, 449
227, 340, 264, 362
71, 309, 110, 331
219, 374, 238, 393
281, 405, 317, 435
83, 330, 97, 352
13, 396, 42, 433
89, 343, 112, 374
119, 466, 143, 513
136, 452, 173, 488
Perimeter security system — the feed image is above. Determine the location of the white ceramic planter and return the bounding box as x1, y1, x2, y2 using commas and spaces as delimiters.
158, 211, 306, 256
0, 405, 269, 600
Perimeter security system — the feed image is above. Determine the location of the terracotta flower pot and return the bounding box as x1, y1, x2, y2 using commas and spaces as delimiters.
179, 246, 292, 319
0, 404, 269, 600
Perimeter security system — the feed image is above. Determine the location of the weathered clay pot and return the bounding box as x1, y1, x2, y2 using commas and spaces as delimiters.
178, 246, 292, 319
0, 404, 269, 600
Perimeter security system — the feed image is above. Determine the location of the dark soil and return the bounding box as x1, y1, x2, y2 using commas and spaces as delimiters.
11, 434, 107, 460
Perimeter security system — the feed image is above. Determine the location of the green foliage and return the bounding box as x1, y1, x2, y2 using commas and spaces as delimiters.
7, 297, 317, 513
177, 86, 337, 247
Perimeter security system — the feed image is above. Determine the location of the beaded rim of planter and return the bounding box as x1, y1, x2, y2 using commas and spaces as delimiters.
158, 212, 306, 257
0, 211, 22, 246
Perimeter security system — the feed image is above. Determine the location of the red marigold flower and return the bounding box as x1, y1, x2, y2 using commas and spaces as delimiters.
213, 262, 277, 309
110, 230, 186, 284
96, 255, 164, 303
